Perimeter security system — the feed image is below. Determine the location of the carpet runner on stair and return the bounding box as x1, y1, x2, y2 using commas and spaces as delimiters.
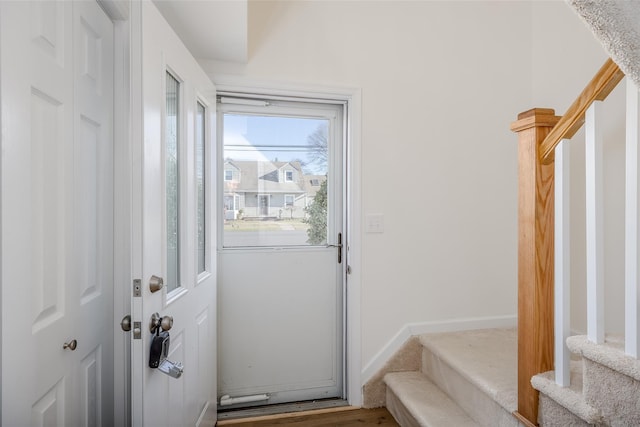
383, 328, 519, 427
533, 334, 640, 426
385, 371, 479, 427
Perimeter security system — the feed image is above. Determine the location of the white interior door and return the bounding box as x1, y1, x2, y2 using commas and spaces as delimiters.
1, 1, 114, 425
130, 2, 217, 426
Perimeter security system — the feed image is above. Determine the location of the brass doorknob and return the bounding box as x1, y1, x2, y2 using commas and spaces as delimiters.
63, 339, 78, 351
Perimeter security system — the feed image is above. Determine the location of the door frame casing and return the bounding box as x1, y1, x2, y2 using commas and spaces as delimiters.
98, 0, 134, 425
109, 3, 133, 426
213, 79, 363, 405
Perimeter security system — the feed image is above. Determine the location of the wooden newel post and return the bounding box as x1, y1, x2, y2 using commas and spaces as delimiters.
510, 108, 561, 427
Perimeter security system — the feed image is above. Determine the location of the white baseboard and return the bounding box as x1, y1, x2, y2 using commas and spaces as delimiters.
361, 315, 517, 384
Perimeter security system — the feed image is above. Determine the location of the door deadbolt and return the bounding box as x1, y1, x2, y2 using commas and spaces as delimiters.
149, 275, 164, 293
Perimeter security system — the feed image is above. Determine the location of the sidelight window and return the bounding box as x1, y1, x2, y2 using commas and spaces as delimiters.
166, 71, 180, 291
196, 101, 206, 275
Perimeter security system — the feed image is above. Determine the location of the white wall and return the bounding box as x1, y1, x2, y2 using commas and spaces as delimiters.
204, 0, 619, 372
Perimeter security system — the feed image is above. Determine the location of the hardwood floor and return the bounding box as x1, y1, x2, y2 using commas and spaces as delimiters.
216, 406, 399, 426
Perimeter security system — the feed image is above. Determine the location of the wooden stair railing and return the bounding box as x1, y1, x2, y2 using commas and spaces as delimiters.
540, 59, 624, 163
510, 58, 624, 427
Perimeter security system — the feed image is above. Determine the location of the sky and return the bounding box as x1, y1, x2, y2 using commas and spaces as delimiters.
223, 114, 328, 175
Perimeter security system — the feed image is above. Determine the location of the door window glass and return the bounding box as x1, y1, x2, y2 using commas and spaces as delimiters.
221, 109, 334, 248
166, 72, 180, 291
196, 101, 206, 275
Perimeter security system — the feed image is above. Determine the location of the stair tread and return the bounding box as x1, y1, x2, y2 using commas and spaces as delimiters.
567, 334, 640, 381
419, 328, 517, 413
384, 371, 480, 427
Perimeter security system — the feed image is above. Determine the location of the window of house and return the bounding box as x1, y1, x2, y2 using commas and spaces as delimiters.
224, 169, 233, 181
310, 179, 320, 186
284, 194, 294, 207
285, 170, 293, 182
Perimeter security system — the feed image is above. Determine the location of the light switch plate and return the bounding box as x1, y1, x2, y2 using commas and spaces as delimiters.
366, 213, 384, 233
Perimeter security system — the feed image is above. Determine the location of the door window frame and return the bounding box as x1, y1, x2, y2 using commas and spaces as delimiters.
163, 68, 183, 294
217, 97, 344, 250
195, 95, 212, 282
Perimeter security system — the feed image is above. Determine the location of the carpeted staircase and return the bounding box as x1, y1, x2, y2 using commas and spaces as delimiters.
568, 0, 640, 89
371, 328, 640, 426
378, 328, 520, 427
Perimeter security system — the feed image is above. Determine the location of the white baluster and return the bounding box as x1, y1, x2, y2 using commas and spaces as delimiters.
586, 101, 605, 344
555, 138, 571, 385
626, 77, 640, 358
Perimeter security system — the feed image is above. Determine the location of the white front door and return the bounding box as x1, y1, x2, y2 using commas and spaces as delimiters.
130, 2, 217, 426
1, 1, 115, 425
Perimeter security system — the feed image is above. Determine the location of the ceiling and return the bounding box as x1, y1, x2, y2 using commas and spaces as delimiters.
152, 0, 248, 63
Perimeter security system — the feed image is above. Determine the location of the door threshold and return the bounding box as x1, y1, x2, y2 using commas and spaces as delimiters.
217, 398, 350, 422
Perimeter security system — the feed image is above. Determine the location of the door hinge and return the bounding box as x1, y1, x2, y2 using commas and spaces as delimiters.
133, 279, 142, 297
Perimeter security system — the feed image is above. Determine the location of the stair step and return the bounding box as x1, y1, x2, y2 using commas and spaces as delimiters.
419, 328, 518, 426
384, 371, 480, 427
567, 335, 640, 425
531, 361, 603, 426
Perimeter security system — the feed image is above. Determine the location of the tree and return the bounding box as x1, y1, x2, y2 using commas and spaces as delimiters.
307, 124, 328, 173
304, 180, 327, 244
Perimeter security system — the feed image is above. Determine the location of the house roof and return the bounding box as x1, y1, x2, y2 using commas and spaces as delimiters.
224, 160, 306, 194
302, 175, 327, 198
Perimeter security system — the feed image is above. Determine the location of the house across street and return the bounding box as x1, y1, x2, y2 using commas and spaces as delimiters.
223, 159, 326, 221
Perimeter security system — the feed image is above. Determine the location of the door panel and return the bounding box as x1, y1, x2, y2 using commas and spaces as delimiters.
217, 100, 345, 408
1, 1, 114, 425
131, 2, 217, 426
219, 249, 342, 402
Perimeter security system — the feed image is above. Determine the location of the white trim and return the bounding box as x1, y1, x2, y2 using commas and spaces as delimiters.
214, 76, 356, 103
361, 315, 518, 384
345, 88, 362, 406
194, 98, 209, 280
214, 77, 363, 405
96, 0, 133, 424
128, 2, 144, 425
112, 14, 132, 427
